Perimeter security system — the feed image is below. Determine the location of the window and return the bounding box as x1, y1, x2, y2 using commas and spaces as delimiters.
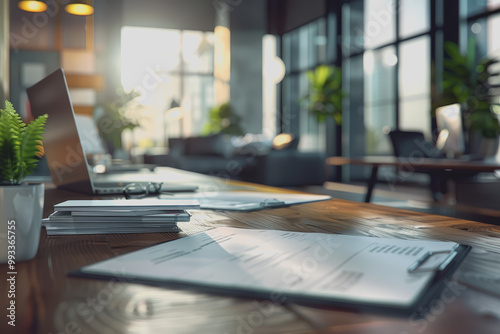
461, 1, 500, 109
399, 0, 430, 38
461, 0, 500, 17
364, 46, 397, 154
121, 26, 214, 147
342, 0, 432, 155
487, 14, 500, 97
363, 0, 396, 49
281, 18, 327, 152
399, 36, 431, 139
279, 0, 441, 176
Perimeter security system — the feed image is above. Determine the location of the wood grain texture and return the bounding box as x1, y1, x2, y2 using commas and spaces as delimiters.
1, 181, 500, 333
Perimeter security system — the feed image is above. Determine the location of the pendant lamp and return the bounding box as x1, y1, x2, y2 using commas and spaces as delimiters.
65, 0, 94, 16
18, 0, 47, 13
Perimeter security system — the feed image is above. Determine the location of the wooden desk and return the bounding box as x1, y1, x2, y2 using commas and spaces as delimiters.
327, 156, 500, 202
2, 179, 500, 333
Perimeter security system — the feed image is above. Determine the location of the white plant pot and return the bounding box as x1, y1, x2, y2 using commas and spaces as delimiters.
0, 183, 44, 263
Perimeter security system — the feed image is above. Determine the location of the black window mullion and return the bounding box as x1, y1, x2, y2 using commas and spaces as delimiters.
347, 30, 430, 59
430, 0, 440, 140
395, 0, 401, 130
465, 6, 500, 22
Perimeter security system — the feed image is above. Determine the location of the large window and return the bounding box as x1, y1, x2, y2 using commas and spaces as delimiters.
343, 0, 433, 155
461, 0, 500, 110
282, 18, 327, 152
121, 26, 214, 147
280, 1, 435, 157
399, 36, 431, 139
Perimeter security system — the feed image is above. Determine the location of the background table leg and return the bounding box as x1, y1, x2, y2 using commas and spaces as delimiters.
365, 165, 379, 202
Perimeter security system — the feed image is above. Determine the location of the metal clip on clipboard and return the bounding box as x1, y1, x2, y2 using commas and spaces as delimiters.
407, 246, 459, 273
260, 198, 286, 208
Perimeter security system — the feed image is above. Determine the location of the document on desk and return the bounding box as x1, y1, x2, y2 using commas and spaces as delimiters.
72, 227, 470, 311
159, 191, 331, 211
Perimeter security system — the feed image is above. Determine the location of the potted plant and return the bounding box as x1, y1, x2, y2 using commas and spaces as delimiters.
303, 64, 346, 125
203, 102, 245, 136
0, 100, 48, 262
440, 40, 500, 155
301, 64, 347, 162
95, 87, 142, 158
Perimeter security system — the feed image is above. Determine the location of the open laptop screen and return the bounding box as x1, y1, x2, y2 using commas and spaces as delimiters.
27, 68, 95, 194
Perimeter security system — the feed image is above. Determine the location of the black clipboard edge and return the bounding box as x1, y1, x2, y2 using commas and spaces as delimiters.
68, 244, 471, 318
409, 244, 471, 318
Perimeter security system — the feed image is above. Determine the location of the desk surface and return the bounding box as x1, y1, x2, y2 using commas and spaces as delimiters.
1, 176, 500, 333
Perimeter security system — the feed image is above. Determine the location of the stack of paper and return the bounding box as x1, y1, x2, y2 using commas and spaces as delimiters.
43, 199, 200, 235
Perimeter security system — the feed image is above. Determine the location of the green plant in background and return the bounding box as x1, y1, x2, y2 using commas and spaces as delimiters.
96, 87, 142, 151
203, 102, 245, 136
440, 40, 500, 138
365, 127, 381, 155
0, 100, 48, 185
302, 64, 346, 125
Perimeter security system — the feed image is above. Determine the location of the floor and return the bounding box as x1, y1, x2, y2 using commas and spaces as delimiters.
296, 180, 500, 226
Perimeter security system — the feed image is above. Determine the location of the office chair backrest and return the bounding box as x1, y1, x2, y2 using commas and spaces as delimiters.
388, 130, 432, 158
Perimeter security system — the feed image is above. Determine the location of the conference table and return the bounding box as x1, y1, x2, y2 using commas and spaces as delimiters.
327, 156, 500, 202
1, 168, 500, 334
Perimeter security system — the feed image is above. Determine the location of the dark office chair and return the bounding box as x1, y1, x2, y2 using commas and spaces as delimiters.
388, 130, 447, 201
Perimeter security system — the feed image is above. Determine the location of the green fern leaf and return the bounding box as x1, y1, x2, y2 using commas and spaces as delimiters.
0, 102, 22, 184
0, 100, 48, 184
15, 114, 48, 183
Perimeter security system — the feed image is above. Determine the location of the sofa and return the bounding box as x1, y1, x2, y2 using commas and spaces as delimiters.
144, 134, 326, 187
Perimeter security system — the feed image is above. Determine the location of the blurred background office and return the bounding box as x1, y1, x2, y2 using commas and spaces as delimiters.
2, 0, 500, 219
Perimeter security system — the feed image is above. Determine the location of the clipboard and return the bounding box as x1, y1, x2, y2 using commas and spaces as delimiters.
192, 198, 288, 211
70, 227, 471, 315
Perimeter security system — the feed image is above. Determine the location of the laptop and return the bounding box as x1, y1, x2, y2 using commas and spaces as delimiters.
27, 68, 198, 195
73, 113, 158, 173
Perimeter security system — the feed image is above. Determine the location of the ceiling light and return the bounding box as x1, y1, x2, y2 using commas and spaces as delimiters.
65, 1, 94, 16
18, 0, 47, 13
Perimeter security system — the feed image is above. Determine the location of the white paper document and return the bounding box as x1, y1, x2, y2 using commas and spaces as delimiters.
75, 227, 467, 309
54, 199, 200, 211
159, 191, 331, 211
